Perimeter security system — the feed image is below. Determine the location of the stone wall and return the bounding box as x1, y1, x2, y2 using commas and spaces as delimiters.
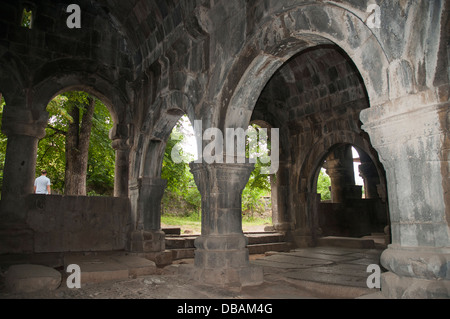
25, 195, 130, 253
318, 199, 388, 238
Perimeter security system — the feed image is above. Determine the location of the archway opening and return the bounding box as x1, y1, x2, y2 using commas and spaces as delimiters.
241, 123, 273, 232
314, 144, 388, 241
38, 91, 115, 196
245, 43, 390, 247
160, 114, 202, 235
317, 146, 365, 202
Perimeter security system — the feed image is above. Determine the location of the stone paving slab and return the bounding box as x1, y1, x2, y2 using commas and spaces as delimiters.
284, 269, 369, 288
294, 247, 368, 256
251, 259, 313, 269
64, 255, 129, 285
278, 250, 358, 262
251, 254, 333, 269
347, 257, 381, 266
303, 263, 371, 277
251, 247, 383, 291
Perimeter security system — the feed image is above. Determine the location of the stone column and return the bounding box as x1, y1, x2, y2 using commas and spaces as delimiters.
360, 98, 450, 298
292, 192, 319, 247
0, 110, 46, 253
272, 161, 294, 232
111, 138, 130, 198
128, 177, 168, 256
110, 123, 132, 197
324, 158, 347, 203
358, 161, 380, 199
188, 161, 263, 287
1, 116, 46, 222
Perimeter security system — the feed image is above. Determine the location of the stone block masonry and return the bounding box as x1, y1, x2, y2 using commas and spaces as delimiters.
25, 195, 131, 253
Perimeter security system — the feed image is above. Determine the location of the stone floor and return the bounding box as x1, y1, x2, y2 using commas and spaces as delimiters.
0, 246, 384, 299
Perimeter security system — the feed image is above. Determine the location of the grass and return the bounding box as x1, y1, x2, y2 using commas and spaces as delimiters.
161, 212, 272, 235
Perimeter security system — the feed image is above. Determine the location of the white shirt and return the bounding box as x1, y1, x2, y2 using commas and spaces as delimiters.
34, 175, 51, 194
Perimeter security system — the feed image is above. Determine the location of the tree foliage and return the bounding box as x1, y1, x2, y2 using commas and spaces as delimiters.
317, 168, 331, 201
36, 91, 114, 195
161, 120, 201, 215
241, 124, 272, 216
161, 120, 273, 219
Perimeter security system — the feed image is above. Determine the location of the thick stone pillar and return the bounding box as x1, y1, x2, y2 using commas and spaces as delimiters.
111, 138, 130, 198
0, 110, 46, 253
110, 123, 132, 197
188, 162, 263, 287
292, 192, 319, 247
324, 158, 347, 203
360, 98, 450, 298
1, 116, 46, 222
272, 161, 294, 232
128, 177, 167, 255
358, 161, 380, 199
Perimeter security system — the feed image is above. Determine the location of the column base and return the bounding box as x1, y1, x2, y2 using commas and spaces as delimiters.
191, 234, 264, 287
131, 251, 173, 268
380, 245, 450, 298
381, 272, 450, 299
189, 264, 264, 288
273, 222, 294, 232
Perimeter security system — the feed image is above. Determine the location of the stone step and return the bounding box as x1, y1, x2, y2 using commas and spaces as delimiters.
162, 227, 181, 236
246, 232, 285, 245
165, 232, 286, 249
166, 232, 290, 260
165, 237, 197, 249
170, 248, 195, 260
317, 236, 376, 249
247, 242, 291, 255
63, 254, 158, 285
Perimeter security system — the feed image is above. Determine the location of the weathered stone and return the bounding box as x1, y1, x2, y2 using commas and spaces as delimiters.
0, 0, 448, 299
5, 264, 61, 293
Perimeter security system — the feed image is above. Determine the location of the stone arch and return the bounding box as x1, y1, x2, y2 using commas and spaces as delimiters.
137, 90, 196, 180
128, 90, 198, 253
295, 130, 388, 243
27, 67, 134, 198
30, 60, 132, 125
221, 3, 390, 132
299, 131, 383, 195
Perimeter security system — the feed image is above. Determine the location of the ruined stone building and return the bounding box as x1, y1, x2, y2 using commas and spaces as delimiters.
0, 0, 448, 298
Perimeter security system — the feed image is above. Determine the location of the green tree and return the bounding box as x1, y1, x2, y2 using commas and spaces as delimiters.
317, 168, 331, 201
161, 120, 201, 215
37, 92, 114, 195
241, 124, 272, 217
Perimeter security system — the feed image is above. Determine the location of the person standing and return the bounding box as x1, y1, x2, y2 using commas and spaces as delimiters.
34, 170, 51, 195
